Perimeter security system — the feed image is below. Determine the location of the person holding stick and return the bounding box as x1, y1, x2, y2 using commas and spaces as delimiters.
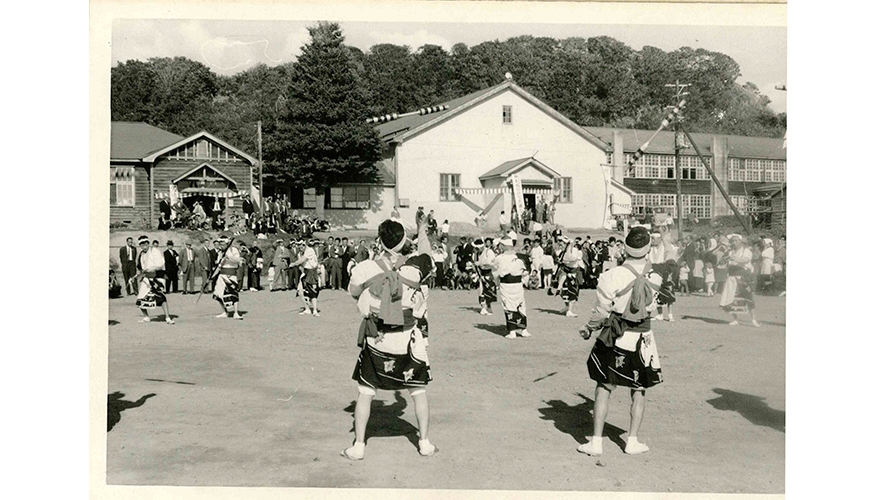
291, 239, 321, 316
578, 227, 663, 456
343, 218, 436, 460
134, 235, 175, 324
493, 236, 531, 339
211, 235, 243, 320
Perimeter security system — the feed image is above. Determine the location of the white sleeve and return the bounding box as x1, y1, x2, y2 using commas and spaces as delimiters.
587, 271, 615, 328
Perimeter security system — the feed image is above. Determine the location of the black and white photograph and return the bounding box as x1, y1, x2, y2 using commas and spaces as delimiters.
94, 1, 792, 497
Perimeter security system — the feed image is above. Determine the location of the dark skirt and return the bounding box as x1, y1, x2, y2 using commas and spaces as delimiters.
505, 306, 528, 332
136, 277, 167, 309
478, 268, 497, 305
302, 268, 320, 299
560, 268, 579, 302
587, 334, 663, 389
352, 333, 432, 391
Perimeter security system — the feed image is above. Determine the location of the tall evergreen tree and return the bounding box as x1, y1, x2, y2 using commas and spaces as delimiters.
263, 22, 383, 208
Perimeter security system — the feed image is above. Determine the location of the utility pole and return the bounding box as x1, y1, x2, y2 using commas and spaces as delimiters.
257, 120, 264, 218
665, 80, 690, 234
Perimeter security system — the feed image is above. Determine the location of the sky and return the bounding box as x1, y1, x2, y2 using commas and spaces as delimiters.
112, 19, 786, 113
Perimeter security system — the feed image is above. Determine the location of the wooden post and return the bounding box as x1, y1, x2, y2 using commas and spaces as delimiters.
680, 127, 751, 234
258, 120, 264, 218
149, 166, 154, 229
674, 121, 683, 234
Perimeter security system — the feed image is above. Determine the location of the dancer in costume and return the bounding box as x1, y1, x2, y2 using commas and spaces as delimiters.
343, 218, 437, 460
212, 235, 243, 320
493, 236, 531, 339
291, 239, 321, 316
134, 235, 175, 324
578, 227, 663, 456
719, 234, 760, 327
475, 238, 497, 316
559, 236, 584, 317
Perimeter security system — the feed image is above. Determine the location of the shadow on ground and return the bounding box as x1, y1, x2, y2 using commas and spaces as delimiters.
706, 388, 785, 432
473, 323, 510, 338
107, 391, 156, 432
535, 308, 566, 316
538, 393, 627, 449
343, 392, 419, 449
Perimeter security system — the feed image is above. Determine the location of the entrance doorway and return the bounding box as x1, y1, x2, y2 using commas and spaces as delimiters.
523, 193, 536, 215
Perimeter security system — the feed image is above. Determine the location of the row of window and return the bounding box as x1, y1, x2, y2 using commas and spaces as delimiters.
728, 158, 786, 183
630, 194, 713, 219
301, 186, 373, 209
621, 153, 713, 180
613, 153, 787, 184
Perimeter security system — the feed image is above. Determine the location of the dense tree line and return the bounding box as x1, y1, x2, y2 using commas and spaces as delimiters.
111, 24, 786, 191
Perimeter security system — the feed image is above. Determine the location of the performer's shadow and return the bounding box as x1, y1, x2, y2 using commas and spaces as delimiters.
343, 392, 420, 449
107, 391, 156, 432
706, 388, 785, 432
538, 393, 627, 450
473, 323, 510, 338
534, 307, 566, 316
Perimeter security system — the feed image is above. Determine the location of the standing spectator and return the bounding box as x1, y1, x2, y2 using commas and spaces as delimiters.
758, 238, 775, 294
341, 237, 355, 289
548, 200, 557, 225
426, 210, 438, 236
529, 239, 545, 288
248, 241, 263, 291
326, 239, 343, 290
179, 241, 195, 294
775, 236, 786, 296
119, 237, 138, 296
286, 240, 299, 291
242, 195, 254, 225
431, 243, 448, 289
511, 206, 520, 234
441, 219, 450, 238
499, 210, 509, 232
415, 206, 425, 229
163, 240, 179, 293
354, 239, 370, 264
270, 239, 289, 291
195, 238, 212, 294
237, 242, 250, 290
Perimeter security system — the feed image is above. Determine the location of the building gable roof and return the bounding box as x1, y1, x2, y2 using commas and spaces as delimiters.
479, 157, 561, 181
172, 162, 239, 186
142, 131, 258, 165
583, 126, 786, 160
111, 122, 185, 161
376, 80, 611, 152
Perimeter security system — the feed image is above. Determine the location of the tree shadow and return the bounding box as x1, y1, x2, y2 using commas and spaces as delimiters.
706, 388, 785, 432
343, 392, 419, 449
538, 393, 627, 450
474, 323, 510, 338
107, 391, 156, 432
681, 315, 729, 325
535, 307, 566, 316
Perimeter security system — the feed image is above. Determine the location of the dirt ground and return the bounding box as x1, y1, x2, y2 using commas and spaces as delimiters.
106, 283, 785, 493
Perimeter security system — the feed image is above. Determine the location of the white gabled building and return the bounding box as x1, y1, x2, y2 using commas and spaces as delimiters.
290, 79, 628, 231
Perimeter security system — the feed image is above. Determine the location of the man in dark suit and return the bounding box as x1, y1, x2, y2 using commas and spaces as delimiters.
209, 240, 219, 274
179, 241, 195, 294
195, 239, 212, 293
118, 237, 138, 295
164, 241, 180, 293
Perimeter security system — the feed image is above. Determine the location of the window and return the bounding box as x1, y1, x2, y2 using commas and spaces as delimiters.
440, 173, 461, 201
745, 159, 762, 182
632, 193, 678, 217
303, 188, 317, 209
111, 167, 135, 206
730, 195, 757, 213
554, 177, 573, 203
728, 158, 746, 182
764, 160, 786, 183
502, 105, 512, 124
681, 194, 711, 219
329, 186, 372, 209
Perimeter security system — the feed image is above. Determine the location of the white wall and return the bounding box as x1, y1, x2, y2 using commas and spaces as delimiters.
396, 88, 609, 229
